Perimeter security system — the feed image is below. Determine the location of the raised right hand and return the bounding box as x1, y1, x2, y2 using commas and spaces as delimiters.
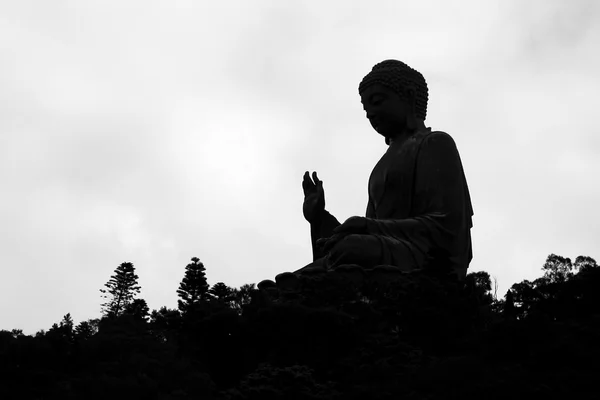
302, 171, 325, 223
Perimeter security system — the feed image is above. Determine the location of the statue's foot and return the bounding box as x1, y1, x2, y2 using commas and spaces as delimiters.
275, 271, 302, 292
331, 264, 367, 288
293, 258, 326, 275
296, 265, 327, 277
257, 279, 279, 301
258, 279, 277, 290
366, 264, 415, 289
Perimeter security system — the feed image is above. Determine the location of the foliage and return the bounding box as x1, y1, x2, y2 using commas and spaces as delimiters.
541, 253, 574, 284
177, 257, 211, 314
148, 306, 182, 347
74, 319, 97, 341
124, 298, 150, 322
574, 255, 598, 274
99, 262, 141, 318
2, 253, 599, 398
224, 364, 340, 400
230, 283, 256, 314
209, 282, 236, 304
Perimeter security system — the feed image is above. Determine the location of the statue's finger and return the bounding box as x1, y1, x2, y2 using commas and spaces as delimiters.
303, 171, 311, 185
323, 234, 344, 253
312, 171, 320, 185
302, 178, 309, 193
317, 179, 324, 193
303, 171, 315, 193
334, 217, 364, 234
320, 238, 333, 253
334, 223, 352, 234
317, 239, 330, 254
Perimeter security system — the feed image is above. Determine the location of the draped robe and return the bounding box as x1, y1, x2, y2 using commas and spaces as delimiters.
304, 128, 474, 280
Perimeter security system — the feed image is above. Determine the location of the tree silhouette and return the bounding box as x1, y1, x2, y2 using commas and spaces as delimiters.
3, 251, 600, 398
100, 262, 141, 318
150, 307, 181, 343
504, 289, 516, 319
124, 298, 150, 322
230, 283, 256, 313
12, 329, 24, 338
61, 313, 74, 330
209, 282, 235, 303
542, 253, 574, 284
177, 257, 210, 314
74, 320, 96, 341
509, 279, 537, 319
465, 271, 494, 305
60, 313, 74, 342
574, 255, 598, 274
45, 313, 75, 341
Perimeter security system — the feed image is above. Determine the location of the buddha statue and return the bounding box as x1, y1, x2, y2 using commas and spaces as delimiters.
297, 59, 474, 282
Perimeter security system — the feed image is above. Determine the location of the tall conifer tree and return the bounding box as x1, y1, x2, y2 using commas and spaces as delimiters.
100, 262, 141, 317
177, 257, 210, 314
209, 282, 235, 303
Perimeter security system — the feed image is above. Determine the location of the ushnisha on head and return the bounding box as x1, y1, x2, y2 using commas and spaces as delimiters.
359, 60, 429, 144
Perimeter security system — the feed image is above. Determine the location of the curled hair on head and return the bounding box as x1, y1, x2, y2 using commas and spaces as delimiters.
359, 59, 429, 120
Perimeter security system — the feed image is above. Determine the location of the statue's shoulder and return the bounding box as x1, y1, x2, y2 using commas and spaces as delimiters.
420, 130, 458, 149
424, 130, 452, 140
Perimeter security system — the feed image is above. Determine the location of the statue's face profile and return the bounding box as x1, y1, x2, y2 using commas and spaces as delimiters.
360, 84, 411, 138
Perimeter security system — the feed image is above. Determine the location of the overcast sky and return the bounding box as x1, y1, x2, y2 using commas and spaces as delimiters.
1, 0, 599, 334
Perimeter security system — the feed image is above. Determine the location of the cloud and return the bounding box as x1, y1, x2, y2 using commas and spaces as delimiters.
1, 0, 599, 333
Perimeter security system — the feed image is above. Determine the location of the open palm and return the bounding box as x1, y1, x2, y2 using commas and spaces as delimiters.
302, 171, 325, 223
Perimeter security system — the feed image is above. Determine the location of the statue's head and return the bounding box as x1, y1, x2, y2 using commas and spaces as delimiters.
359, 60, 428, 142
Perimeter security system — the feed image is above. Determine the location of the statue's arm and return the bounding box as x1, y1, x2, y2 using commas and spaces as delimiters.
310, 209, 341, 261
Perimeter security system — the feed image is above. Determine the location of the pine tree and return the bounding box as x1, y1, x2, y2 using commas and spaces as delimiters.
100, 262, 141, 317
177, 257, 210, 314
74, 320, 95, 341
209, 282, 235, 303
46, 313, 75, 344
60, 313, 74, 330
60, 313, 74, 342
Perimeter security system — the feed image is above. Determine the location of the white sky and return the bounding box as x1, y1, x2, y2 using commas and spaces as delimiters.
1, 0, 599, 334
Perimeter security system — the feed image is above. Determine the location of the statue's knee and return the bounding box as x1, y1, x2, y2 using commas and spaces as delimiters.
335, 234, 381, 266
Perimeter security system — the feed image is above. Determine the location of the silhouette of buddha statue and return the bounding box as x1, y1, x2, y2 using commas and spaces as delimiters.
298, 59, 474, 281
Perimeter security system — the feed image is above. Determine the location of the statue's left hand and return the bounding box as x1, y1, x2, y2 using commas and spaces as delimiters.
317, 233, 347, 255
316, 216, 369, 254
334, 216, 369, 235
